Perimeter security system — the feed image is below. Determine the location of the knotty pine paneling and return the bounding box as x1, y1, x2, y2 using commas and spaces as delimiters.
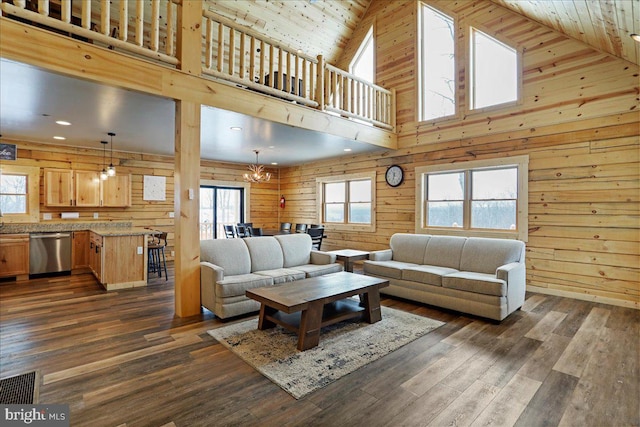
279, 0, 639, 308
7, 140, 280, 260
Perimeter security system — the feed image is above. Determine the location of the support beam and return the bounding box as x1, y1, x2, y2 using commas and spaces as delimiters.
174, 100, 201, 317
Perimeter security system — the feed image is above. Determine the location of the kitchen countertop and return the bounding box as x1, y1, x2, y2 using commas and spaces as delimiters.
89, 227, 158, 237
0, 221, 134, 234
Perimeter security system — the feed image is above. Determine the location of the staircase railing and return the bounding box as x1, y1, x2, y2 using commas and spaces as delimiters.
0, 0, 179, 65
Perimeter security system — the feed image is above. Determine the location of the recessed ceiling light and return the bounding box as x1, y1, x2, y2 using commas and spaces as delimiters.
271, 162, 278, 165
344, 148, 352, 152
53, 136, 66, 140
230, 126, 242, 131
55, 120, 71, 126
631, 34, 640, 43
268, 145, 275, 149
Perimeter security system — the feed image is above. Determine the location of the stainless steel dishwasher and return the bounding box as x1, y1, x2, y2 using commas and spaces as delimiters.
29, 232, 72, 275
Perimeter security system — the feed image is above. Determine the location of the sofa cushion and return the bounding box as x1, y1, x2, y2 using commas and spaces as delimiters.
201, 239, 251, 276
423, 236, 467, 270
254, 268, 306, 284
402, 265, 459, 286
459, 238, 524, 274
275, 234, 312, 267
389, 234, 431, 264
243, 237, 284, 272
363, 260, 418, 280
215, 273, 274, 297
293, 263, 343, 278
442, 272, 507, 297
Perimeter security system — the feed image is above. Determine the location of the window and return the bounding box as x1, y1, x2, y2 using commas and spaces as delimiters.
317, 172, 376, 232
470, 28, 519, 110
199, 185, 246, 239
350, 26, 374, 83
0, 165, 39, 223
419, 4, 456, 121
416, 156, 528, 241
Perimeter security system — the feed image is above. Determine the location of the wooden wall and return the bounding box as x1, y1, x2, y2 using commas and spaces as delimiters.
279, 0, 639, 308
7, 140, 280, 259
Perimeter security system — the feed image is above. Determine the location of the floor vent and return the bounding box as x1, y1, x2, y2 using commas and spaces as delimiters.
0, 371, 39, 404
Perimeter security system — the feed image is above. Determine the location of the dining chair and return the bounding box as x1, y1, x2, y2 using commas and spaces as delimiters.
148, 231, 168, 280
279, 222, 292, 233
307, 227, 324, 250
294, 223, 308, 233
223, 225, 236, 238
236, 225, 251, 238
250, 227, 263, 236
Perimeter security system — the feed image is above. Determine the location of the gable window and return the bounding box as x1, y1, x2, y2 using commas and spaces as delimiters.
350, 26, 374, 83
0, 165, 40, 223
317, 172, 376, 232
419, 4, 456, 121
470, 28, 519, 110
416, 156, 528, 241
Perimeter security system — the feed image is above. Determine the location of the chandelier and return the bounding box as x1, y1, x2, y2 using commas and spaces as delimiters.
243, 150, 271, 183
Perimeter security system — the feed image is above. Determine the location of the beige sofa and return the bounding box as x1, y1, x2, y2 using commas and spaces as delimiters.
363, 234, 526, 321
200, 233, 342, 318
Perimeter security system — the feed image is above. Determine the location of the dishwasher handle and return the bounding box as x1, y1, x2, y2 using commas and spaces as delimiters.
30, 233, 72, 239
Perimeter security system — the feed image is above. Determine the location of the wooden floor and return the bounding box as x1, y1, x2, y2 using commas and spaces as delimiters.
1, 263, 638, 427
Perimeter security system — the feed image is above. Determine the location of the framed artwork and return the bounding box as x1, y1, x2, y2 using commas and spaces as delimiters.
143, 175, 166, 201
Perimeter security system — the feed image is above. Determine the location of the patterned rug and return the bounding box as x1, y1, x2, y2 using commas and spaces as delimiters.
208, 306, 444, 399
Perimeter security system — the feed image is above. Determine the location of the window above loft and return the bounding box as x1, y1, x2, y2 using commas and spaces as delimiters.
419, 4, 456, 121
350, 26, 375, 84
470, 28, 519, 110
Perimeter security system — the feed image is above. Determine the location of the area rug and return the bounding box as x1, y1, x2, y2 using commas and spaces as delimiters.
208, 306, 444, 399
0, 371, 39, 404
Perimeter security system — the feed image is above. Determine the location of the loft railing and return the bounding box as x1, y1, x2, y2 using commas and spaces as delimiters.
0, 0, 179, 66
201, 10, 396, 131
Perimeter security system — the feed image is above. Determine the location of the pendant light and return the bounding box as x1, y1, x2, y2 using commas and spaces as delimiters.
107, 132, 116, 177
100, 140, 108, 180
243, 150, 272, 183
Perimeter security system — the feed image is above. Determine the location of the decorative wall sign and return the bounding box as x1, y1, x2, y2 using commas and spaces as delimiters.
0, 143, 17, 160
143, 175, 166, 201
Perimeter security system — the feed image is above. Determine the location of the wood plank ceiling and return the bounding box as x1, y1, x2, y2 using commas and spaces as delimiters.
204, 1, 639, 67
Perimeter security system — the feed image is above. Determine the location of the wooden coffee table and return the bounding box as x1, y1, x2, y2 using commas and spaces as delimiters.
246, 272, 389, 351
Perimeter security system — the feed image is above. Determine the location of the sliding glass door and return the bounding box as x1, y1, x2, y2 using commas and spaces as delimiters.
199, 186, 245, 239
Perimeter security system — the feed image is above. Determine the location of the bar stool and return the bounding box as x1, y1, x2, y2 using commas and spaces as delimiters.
148, 231, 168, 280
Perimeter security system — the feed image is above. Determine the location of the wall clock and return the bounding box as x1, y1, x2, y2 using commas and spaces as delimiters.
385, 165, 404, 187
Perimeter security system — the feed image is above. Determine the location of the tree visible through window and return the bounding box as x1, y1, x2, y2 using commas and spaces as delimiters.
420, 4, 456, 121
0, 173, 27, 214
317, 172, 376, 231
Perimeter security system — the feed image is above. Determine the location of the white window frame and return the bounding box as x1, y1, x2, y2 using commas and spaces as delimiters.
468, 25, 522, 113
0, 164, 40, 223
417, 2, 458, 123
415, 156, 528, 241
316, 171, 376, 232
349, 25, 375, 84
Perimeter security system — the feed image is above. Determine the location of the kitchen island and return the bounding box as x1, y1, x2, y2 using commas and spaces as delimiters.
88, 227, 157, 290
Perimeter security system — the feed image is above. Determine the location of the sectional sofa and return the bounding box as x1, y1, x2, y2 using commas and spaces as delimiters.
200, 233, 342, 318
363, 233, 526, 321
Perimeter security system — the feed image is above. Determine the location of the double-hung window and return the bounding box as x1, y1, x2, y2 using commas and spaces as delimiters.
317, 172, 376, 232
0, 165, 40, 223
416, 156, 528, 240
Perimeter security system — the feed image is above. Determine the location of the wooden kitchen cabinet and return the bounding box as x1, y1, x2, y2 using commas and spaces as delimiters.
89, 231, 146, 290
71, 231, 90, 270
0, 234, 29, 278
44, 169, 74, 207
102, 174, 132, 207
75, 171, 101, 207
89, 232, 103, 282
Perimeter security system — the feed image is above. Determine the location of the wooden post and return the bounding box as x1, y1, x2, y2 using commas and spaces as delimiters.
119, 0, 128, 42
176, 0, 201, 75
174, 100, 201, 318
151, 0, 160, 52
81, 0, 91, 29
135, 0, 144, 46
100, 0, 109, 35
316, 55, 324, 110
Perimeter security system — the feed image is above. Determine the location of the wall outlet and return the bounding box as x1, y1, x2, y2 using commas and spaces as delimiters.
137, 246, 143, 255
171, 251, 175, 257
93, 212, 99, 219
43, 213, 52, 220
169, 212, 175, 218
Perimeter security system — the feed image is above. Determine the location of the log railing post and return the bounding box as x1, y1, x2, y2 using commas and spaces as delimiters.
135, 0, 144, 46
100, 0, 109, 35
119, 0, 128, 42
38, 0, 48, 16
81, 0, 91, 29
166, 0, 174, 56
316, 55, 325, 110
151, 0, 160, 52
